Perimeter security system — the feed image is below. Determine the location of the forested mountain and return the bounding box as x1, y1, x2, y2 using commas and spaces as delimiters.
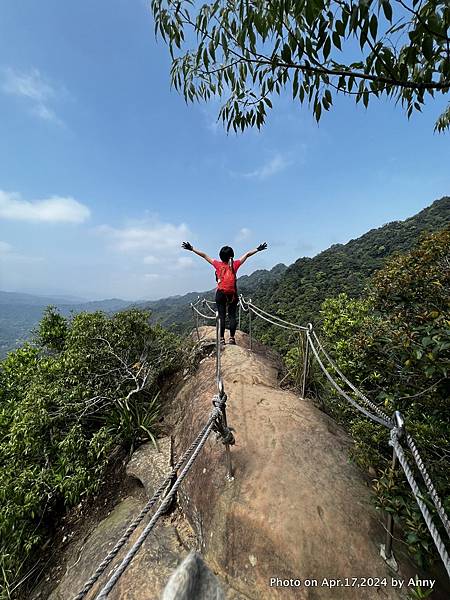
0, 265, 287, 356
147, 196, 450, 340
252, 196, 450, 337
142, 262, 288, 330
1, 196, 448, 356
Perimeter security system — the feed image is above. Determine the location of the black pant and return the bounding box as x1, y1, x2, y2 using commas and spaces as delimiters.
215, 290, 238, 338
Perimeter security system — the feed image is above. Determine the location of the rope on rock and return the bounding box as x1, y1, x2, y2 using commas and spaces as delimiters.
233, 294, 450, 574
390, 428, 450, 579
72, 409, 221, 600
94, 397, 226, 600
75, 310, 234, 599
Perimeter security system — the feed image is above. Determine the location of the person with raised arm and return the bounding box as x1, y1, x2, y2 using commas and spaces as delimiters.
181, 241, 268, 345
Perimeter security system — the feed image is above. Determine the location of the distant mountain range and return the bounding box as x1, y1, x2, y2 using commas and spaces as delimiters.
1, 196, 449, 357
0, 294, 131, 357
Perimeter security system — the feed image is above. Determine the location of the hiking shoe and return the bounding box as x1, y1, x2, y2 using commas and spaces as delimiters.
220, 337, 226, 345
228, 337, 236, 345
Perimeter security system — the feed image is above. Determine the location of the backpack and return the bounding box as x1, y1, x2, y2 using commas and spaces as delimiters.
215, 259, 237, 294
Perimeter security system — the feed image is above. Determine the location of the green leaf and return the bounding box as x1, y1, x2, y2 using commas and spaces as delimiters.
369, 14, 378, 41
323, 36, 331, 60
293, 70, 299, 99
281, 43, 292, 62
335, 20, 345, 36
332, 32, 342, 51
382, 1, 393, 23
422, 36, 433, 62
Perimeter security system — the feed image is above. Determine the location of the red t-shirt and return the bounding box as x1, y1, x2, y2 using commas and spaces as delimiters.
212, 259, 242, 292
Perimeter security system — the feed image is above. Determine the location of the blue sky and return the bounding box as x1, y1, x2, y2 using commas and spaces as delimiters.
0, 0, 449, 300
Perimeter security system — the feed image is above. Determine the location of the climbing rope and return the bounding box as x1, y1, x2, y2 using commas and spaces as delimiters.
234, 294, 450, 574
75, 311, 233, 598
94, 397, 225, 600
72, 409, 222, 600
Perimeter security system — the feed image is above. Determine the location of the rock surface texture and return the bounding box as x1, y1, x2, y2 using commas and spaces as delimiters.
40, 326, 434, 600
173, 327, 417, 600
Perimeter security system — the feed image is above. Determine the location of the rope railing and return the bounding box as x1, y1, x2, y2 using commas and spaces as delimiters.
311, 329, 450, 539
73, 290, 449, 597
244, 297, 308, 331
234, 294, 450, 577
306, 330, 392, 428
75, 312, 234, 599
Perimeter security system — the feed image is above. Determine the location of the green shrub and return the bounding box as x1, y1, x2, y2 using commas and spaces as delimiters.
317, 229, 450, 568
0, 308, 183, 597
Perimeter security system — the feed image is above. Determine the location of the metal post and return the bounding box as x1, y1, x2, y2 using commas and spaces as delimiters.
297, 332, 303, 388
385, 449, 398, 560
222, 403, 233, 479
249, 299, 252, 351
381, 411, 404, 570
191, 304, 200, 341
301, 325, 312, 398
216, 311, 221, 384
238, 301, 241, 331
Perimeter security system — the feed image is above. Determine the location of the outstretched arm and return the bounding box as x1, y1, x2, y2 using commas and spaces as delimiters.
238, 242, 268, 265
182, 241, 214, 266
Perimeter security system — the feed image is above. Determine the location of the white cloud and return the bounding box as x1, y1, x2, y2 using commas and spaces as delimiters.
144, 273, 160, 280
236, 227, 251, 241
0, 190, 90, 223
143, 255, 160, 265
0, 241, 12, 254
98, 219, 190, 253
32, 103, 60, 124
174, 256, 195, 269
242, 153, 292, 180
0, 240, 44, 264
2, 67, 63, 125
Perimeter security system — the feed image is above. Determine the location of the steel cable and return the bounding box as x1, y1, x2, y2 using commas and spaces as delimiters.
94, 405, 222, 599
306, 332, 391, 428
246, 299, 308, 331
191, 303, 216, 320
405, 433, 450, 539
73, 409, 220, 600
311, 330, 391, 423
390, 428, 450, 578
311, 331, 450, 538
247, 304, 304, 332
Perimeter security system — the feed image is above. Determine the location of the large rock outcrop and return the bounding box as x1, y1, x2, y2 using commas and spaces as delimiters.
38, 326, 442, 600
173, 327, 418, 599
